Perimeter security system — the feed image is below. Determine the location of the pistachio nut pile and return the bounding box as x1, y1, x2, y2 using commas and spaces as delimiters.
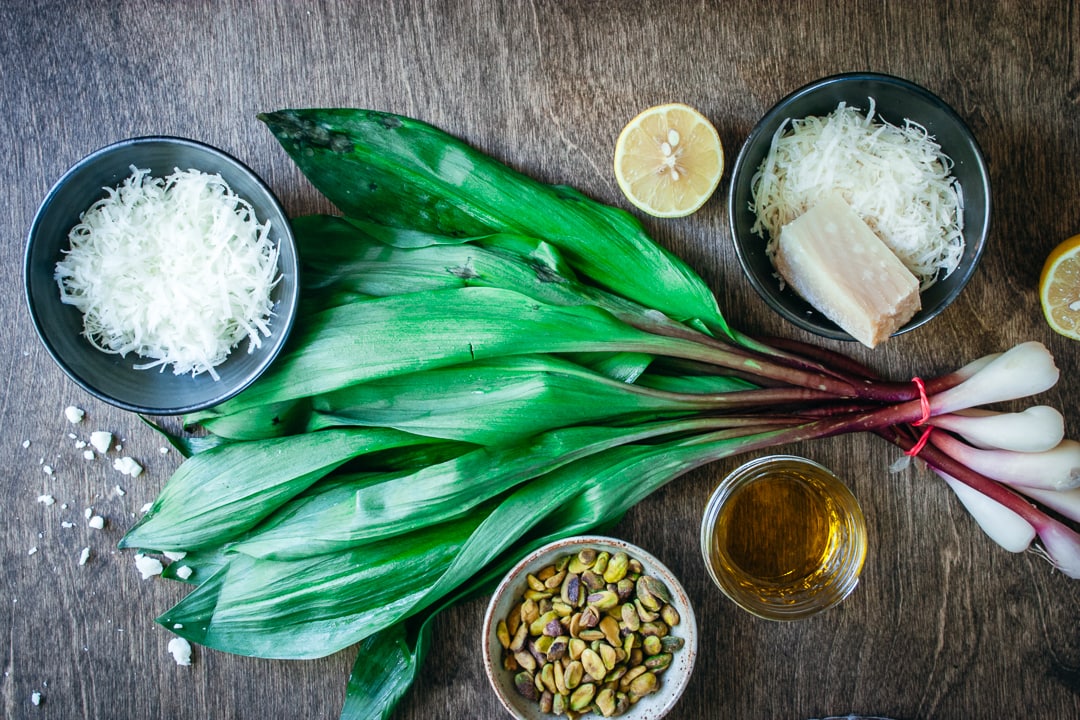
496, 547, 684, 718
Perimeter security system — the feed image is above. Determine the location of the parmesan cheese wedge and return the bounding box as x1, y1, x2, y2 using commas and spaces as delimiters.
775, 195, 921, 348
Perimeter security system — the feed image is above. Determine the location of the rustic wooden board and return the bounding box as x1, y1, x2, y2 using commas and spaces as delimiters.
2, 1, 1078, 718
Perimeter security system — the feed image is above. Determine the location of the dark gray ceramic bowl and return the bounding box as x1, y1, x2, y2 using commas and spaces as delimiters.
728, 72, 990, 342
24, 136, 299, 415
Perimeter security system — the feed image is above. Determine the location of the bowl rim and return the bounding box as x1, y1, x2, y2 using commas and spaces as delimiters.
726, 71, 991, 342
23, 134, 300, 415
481, 534, 698, 720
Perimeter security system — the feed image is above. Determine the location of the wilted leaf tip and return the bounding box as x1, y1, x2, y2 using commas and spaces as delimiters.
259, 109, 354, 154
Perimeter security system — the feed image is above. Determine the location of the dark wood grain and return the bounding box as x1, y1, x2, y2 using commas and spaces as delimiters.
2, 1, 1079, 718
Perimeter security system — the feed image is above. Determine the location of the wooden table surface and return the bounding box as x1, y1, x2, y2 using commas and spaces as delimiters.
3, 1, 1080, 718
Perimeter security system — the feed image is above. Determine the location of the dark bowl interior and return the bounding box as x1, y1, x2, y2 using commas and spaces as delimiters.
728, 72, 991, 342
24, 136, 300, 415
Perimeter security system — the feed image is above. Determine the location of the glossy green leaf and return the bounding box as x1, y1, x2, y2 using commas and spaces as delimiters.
212, 286, 719, 416
119, 428, 432, 552
259, 108, 729, 333
339, 622, 426, 720
303, 355, 727, 445
159, 509, 488, 659
228, 416, 729, 560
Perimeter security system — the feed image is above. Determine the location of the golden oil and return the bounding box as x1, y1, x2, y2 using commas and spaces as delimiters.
700, 455, 866, 620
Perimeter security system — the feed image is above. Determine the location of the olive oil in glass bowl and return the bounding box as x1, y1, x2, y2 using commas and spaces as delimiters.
700, 455, 867, 620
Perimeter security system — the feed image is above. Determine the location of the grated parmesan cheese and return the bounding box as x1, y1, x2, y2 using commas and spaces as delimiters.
54, 166, 281, 380
750, 99, 965, 290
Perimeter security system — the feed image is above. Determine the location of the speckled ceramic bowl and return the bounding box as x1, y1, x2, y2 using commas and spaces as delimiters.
728, 72, 990, 342
482, 535, 697, 720
24, 136, 299, 415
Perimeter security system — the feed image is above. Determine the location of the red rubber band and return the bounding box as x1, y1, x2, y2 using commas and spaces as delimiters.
906, 426, 934, 457
912, 376, 931, 426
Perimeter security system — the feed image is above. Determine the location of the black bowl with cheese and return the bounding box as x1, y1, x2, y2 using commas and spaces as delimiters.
727, 72, 990, 343
24, 136, 300, 415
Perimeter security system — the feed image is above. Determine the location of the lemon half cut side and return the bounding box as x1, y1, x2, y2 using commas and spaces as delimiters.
1040, 234, 1080, 340
613, 103, 724, 218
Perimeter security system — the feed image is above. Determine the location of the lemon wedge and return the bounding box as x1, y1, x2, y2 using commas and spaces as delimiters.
1039, 233, 1080, 340
613, 103, 723, 218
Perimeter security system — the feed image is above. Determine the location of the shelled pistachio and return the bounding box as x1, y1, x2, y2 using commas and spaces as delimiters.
496, 547, 684, 718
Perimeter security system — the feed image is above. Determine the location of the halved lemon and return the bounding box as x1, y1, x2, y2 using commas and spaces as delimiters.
1039, 233, 1080, 340
614, 103, 724, 218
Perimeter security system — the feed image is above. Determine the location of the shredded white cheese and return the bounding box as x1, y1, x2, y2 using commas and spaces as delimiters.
750, 99, 965, 290
54, 166, 281, 380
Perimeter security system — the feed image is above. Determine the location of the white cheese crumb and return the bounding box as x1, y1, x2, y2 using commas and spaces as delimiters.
82, 450, 95, 460
90, 431, 113, 454
67, 433, 77, 440
159, 446, 169, 455
31, 691, 42, 705
140, 502, 153, 513
42, 465, 54, 476
84, 507, 93, 519
167, 637, 193, 666
163, 550, 187, 561
174, 565, 193, 580
28, 546, 38, 556
88, 515, 105, 530
60, 504, 68, 510
61, 521, 75, 529
64, 406, 84, 424
114, 457, 143, 477
37, 495, 55, 506
134, 553, 164, 579
173, 623, 184, 629
115, 485, 126, 497
78, 547, 90, 566
75, 440, 87, 448
22, 439, 30, 448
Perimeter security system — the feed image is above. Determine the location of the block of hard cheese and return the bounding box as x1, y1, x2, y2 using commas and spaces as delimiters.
775, 195, 921, 348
